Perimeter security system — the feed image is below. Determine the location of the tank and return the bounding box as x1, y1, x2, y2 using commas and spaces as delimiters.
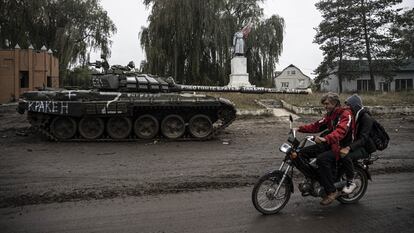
17, 60, 308, 141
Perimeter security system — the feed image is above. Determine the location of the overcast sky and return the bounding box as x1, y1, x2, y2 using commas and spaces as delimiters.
91, 0, 413, 79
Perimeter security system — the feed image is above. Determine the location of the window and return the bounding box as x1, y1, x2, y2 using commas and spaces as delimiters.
20, 71, 29, 88
357, 80, 369, 91
281, 82, 289, 88
47, 76, 52, 87
286, 70, 296, 76
395, 79, 413, 91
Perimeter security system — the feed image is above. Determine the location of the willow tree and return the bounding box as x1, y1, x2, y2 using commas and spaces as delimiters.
140, 0, 284, 86
0, 0, 116, 81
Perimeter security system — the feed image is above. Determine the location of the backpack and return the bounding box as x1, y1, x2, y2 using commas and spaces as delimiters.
369, 119, 390, 151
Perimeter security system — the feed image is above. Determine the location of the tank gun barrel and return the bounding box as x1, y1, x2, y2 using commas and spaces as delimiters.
175, 84, 309, 94
92, 73, 309, 94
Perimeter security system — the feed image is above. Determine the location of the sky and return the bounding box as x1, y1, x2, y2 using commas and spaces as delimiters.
91, 0, 413, 79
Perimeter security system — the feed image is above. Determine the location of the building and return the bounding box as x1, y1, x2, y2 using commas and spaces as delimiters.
0, 45, 59, 104
320, 59, 414, 92
274, 64, 312, 90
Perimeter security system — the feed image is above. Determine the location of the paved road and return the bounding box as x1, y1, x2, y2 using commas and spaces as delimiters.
1, 172, 413, 233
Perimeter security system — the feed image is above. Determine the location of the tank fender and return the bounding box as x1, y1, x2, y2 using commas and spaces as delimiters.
268, 170, 294, 193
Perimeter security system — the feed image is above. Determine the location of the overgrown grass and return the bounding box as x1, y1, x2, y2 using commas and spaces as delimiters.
206, 91, 414, 110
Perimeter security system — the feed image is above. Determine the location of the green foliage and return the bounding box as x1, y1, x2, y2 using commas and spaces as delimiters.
0, 0, 117, 83
140, 0, 284, 86
62, 66, 94, 89
314, 0, 357, 93
391, 8, 414, 58
314, 0, 407, 91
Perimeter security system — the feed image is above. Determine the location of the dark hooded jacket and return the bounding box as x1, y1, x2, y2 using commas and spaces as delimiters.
346, 94, 377, 154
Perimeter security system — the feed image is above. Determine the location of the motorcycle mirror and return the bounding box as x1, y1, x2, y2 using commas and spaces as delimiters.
289, 115, 293, 123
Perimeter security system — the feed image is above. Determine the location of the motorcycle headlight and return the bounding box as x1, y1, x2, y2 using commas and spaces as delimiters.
279, 143, 292, 153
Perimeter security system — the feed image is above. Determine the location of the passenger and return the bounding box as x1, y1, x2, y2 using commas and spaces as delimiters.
340, 94, 377, 193
292, 92, 353, 205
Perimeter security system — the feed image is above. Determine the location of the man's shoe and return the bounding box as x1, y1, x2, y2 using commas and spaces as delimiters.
320, 191, 339, 206
342, 182, 357, 194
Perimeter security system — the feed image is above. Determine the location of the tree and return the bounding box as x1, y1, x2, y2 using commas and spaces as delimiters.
391, 8, 414, 59
140, 0, 284, 86
314, 0, 405, 91
247, 15, 284, 86
0, 0, 117, 83
353, 0, 403, 90
314, 0, 356, 93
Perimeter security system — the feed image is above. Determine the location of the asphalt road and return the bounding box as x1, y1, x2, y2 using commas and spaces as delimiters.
1, 172, 413, 233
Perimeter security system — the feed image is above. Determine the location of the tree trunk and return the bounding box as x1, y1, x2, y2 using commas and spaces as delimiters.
361, 0, 376, 91
338, 35, 343, 93
174, 40, 178, 81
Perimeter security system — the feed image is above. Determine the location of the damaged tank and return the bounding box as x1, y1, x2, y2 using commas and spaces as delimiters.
17, 60, 308, 141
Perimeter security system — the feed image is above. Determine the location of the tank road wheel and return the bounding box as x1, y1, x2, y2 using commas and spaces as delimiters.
50, 116, 77, 140
106, 117, 132, 139
134, 115, 159, 139
188, 114, 213, 139
78, 117, 105, 139
161, 114, 186, 139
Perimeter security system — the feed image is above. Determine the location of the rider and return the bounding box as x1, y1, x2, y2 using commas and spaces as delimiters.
340, 94, 377, 193
292, 92, 353, 205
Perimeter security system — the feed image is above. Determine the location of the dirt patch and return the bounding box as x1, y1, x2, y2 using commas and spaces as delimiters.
1, 107, 414, 207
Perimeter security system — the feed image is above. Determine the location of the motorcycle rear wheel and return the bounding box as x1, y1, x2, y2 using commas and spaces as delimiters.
252, 172, 291, 215
337, 166, 368, 204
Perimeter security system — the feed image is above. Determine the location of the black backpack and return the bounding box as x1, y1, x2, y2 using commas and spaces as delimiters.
369, 120, 390, 151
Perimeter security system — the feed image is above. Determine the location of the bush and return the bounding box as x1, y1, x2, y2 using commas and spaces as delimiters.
62, 67, 93, 89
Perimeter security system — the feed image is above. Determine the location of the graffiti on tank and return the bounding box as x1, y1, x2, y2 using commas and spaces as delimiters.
27, 101, 69, 114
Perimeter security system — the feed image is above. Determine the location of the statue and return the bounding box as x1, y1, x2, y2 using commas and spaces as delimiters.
232, 22, 252, 56
233, 31, 245, 56
228, 22, 253, 87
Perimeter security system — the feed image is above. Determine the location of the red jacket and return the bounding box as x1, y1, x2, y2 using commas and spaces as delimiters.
298, 107, 353, 158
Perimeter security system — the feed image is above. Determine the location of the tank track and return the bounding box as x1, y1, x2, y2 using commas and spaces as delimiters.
28, 107, 236, 142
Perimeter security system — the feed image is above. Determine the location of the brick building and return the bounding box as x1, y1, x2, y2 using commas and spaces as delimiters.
0, 45, 59, 104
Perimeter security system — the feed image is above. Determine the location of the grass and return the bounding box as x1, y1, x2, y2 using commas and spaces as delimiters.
206, 91, 414, 110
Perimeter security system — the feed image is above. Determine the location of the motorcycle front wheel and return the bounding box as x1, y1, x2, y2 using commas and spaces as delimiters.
252, 172, 291, 215
337, 166, 368, 204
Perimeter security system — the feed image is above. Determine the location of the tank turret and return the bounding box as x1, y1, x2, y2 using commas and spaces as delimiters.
17, 60, 308, 142
90, 61, 309, 94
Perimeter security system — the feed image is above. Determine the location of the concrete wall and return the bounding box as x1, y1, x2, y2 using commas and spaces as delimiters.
0, 48, 59, 103
321, 72, 414, 92
320, 74, 340, 92
281, 100, 414, 115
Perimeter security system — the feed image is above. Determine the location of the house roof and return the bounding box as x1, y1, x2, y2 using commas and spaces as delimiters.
275, 64, 311, 80
341, 59, 414, 72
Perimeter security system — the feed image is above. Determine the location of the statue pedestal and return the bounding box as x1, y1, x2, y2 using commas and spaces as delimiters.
228, 56, 254, 87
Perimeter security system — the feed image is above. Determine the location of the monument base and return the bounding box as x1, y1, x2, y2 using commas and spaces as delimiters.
227, 56, 254, 87
228, 74, 255, 87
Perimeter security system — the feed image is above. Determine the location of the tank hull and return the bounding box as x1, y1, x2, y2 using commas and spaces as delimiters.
18, 90, 236, 141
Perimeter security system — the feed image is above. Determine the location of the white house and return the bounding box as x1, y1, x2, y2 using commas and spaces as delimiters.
274, 64, 312, 90
320, 60, 414, 92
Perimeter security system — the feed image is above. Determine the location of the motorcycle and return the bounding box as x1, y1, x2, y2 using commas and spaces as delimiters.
252, 115, 378, 215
